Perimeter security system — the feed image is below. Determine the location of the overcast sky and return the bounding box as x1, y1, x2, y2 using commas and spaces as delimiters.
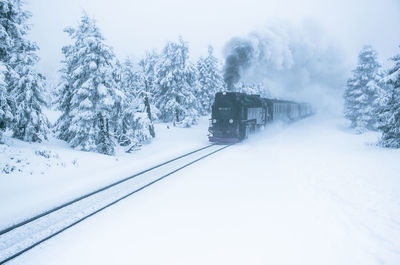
26, 0, 400, 84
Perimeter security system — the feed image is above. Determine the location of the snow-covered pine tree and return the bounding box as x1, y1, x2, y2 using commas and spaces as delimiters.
378, 46, 400, 148
118, 59, 138, 146
55, 13, 123, 155
138, 51, 160, 123
118, 58, 154, 147
12, 67, 48, 142
0, 0, 15, 64
196, 45, 225, 115
375, 70, 392, 129
0, 62, 8, 142
343, 45, 382, 133
1, 0, 49, 142
0, 0, 12, 141
236, 82, 269, 97
139, 51, 159, 100
154, 37, 199, 127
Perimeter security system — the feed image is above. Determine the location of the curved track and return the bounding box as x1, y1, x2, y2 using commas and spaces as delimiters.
0, 143, 233, 264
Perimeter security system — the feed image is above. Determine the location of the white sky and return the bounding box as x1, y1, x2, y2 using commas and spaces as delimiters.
26, 0, 400, 84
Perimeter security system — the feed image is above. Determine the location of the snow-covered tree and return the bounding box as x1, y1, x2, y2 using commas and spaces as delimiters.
138, 51, 160, 122
139, 51, 159, 99
1, 0, 49, 142
236, 82, 270, 97
0, 0, 15, 141
343, 45, 382, 133
0, 63, 9, 142
154, 37, 199, 127
375, 71, 392, 128
11, 67, 49, 142
196, 45, 225, 115
55, 13, 123, 155
0, 0, 16, 63
118, 58, 154, 147
378, 46, 400, 148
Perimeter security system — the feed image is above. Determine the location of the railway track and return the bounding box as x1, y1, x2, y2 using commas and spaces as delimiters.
0, 143, 233, 264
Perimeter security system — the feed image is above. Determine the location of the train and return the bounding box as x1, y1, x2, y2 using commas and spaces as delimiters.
208, 91, 313, 143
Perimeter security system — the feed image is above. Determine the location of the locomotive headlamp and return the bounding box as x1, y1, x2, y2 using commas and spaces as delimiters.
213, 119, 217, 123
229, 119, 233, 124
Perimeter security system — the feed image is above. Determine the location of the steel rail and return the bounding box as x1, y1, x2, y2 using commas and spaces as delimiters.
0, 144, 215, 236
0, 144, 233, 264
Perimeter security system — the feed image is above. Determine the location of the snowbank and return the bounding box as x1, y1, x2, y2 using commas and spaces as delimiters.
0, 118, 210, 229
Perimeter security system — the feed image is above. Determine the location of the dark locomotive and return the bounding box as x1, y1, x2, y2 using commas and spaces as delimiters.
208, 92, 313, 143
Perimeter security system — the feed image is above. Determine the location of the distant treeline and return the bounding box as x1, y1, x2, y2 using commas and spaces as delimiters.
0, 1, 226, 155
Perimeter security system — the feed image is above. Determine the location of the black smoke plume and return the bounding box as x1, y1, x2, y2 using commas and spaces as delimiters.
223, 38, 254, 90
222, 21, 347, 113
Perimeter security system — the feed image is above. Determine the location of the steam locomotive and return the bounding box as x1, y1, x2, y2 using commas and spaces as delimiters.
208, 92, 312, 143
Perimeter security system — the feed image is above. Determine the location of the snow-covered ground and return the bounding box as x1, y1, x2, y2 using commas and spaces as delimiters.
0, 117, 210, 229
2, 114, 400, 265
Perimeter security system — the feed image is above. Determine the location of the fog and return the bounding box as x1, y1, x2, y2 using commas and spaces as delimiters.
26, 0, 400, 111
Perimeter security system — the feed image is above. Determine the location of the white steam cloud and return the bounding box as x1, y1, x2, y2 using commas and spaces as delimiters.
223, 20, 348, 113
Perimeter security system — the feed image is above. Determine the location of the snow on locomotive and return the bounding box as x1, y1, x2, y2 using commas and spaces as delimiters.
208, 91, 312, 143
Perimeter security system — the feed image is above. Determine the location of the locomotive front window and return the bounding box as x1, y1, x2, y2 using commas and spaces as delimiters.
214, 106, 235, 120
218, 107, 231, 111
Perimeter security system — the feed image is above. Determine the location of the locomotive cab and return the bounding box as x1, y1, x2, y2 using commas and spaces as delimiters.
208, 92, 241, 143
208, 92, 264, 143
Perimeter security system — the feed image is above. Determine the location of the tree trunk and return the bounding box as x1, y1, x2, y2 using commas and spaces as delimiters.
144, 96, 155, 137
175, 108, 179, 123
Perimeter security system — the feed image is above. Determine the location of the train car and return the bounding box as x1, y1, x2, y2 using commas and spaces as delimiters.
208, 92, 312, 143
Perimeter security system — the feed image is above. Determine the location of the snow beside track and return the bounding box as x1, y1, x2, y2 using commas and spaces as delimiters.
0, 117, 210, 229
3, 114, 400, 265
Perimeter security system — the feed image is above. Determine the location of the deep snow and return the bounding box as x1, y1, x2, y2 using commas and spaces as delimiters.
0, 117, 210, 229
1, 114, 400, 265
